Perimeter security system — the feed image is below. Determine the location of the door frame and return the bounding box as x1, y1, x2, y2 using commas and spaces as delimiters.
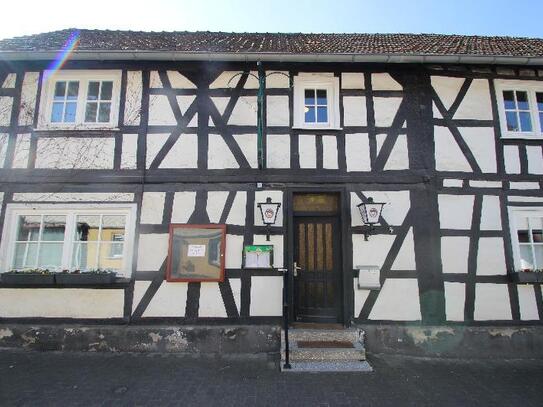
285, 187, 353, 326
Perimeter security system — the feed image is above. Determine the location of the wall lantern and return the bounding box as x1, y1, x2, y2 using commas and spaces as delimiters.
357, 197, 386, 241
257, 197, 281, 241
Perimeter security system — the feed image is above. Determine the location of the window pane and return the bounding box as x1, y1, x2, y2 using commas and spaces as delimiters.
305, 106, 315, 122
98, 102, 111, 122
87, 81, 100, 100
16, 215, 41, 241
516, 91, 529, 110
535, 246, 543, 269
304, 89, 315, 105
75, 215, 100, 242
54, 81, 66, 99
519, 112, 532, 132
316, 89, 327, 105
101, 242, 123, 270
101, 215, 126, 241
101, 81, 113, 100
51, 102, 64, 122
531, 218, 542, 242
37, 242, 63, 269
520, 245, 534, 269
537, 92, 543, 111
72, 242, 98, 270
42, 215, 66, 241
503, 91, 515, 110
518, 230, 530, 243
540, 112, 543, 132
13, 242, 38, 269
85, 102, 97, 122
317, 106, 328, 123
506, 111, 518, 131
67, 81, 79, 100
64, 102, 77, 122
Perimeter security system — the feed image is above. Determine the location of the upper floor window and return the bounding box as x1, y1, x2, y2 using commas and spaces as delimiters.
293, 74, 340, 129
40, 70, 121, 129
496, 80, 543, 139
509, 208, 543, 271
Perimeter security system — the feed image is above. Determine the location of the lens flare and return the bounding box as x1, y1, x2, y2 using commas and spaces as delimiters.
44, 30, 80, 80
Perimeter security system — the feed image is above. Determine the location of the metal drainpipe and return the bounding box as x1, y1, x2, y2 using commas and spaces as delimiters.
257, 61, 265, 170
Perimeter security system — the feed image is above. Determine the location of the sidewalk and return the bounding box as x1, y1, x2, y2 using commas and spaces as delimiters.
1, 349, 542, 406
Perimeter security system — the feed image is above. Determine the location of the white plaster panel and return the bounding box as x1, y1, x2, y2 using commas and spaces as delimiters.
225, 234, 243, 268
384, 134, 409, 170
266, 95, 289, 126
474, 284, 512, 320
149, 71, 163, 88
171, 192, 196, 223
265, 71, 289, 88
503, 145, 521, 174
431, 76, 465, 114
2, 73, 16, 88
0, 133, 8, 167
444, 282, 465, 321
509, 182, 540, 190
518, 285, 539, 321
509, 196, 543, 203
455, 79, 493, 120
469, 181, 502, 188
441, 236, 469, 274
228, 96, 257, 126
160, 134, 198, 169
18, 72, 39, 126
527, 146, 543, 174
354, 285, 371, 316
211, 97, 228, 116
121, 133, 138, 169
0, 97, 14, 126
438, 194, 474, 230
142, 282, 188, 317
352, 234, 395, 270
208, 134, 238, 169
341, 73, 365, 89
149, 95, 176, 125
480, 195, 502, 231
351, 191, 410, 227
207, 191, 229, 223
167, 71, 196, 89
210, 71, 259, 89
266, 134, 290, 168
459, 127, 497, 173
137, 233, 169, 271
299, 135, 316, 168
476, 238, 506, 276
372, 73, 402, 90
443, 179, 463, 188
255, 190, 283, 227
322, 136, 338, 169
177, 95, 198, 126
146, 133, 168, 168
233, 134, 257, 168
12, 193, 134, 202
253, 234, 284, 268
376, 134, 386, 156
343, 96, 367, 126
230, 278, 242, 312
250, 276, 283, 316
373, 97, 402, 127
0, 289, 123, 318
199, 283, 227, 318
391, 227, 416, 270
140, 192, 165, 224
12, 133, 30, 168
369, 278, 421, 321
434, 126, 472, 172
35, 137, 114, 169
132, 281, 152, 313
345, 133, 371, 172
124, 71, 142, 125
226, 191, 247, 226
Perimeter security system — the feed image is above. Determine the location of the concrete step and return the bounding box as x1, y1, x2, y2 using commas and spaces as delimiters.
283, 328, 363, 343
281, 347, 366, 362
281, 360, 373, 373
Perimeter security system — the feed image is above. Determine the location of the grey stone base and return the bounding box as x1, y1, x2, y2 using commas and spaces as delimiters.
0, 324, 280, 357
361, 324, 543, 359
281, 360, 373, 373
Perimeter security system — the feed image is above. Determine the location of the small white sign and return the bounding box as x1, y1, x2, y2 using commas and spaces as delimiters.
187, 244, 206, 257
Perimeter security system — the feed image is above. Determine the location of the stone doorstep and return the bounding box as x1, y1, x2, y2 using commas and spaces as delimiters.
282, 328, 364, 343
281, 347, 366, 362
280, 360, 373, 373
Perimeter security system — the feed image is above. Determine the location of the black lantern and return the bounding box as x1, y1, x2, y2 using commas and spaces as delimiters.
257, 197, 281, 241
357, 197, 385, 241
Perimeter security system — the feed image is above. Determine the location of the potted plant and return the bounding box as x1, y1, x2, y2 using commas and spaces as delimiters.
54, 268, 117, 285
508, 269, 543, 283
1, 268, 56, 285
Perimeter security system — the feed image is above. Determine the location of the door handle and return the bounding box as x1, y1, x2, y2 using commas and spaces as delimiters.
293, 262, 302, 277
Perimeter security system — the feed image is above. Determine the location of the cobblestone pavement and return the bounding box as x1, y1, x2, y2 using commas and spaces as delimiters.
1, 350, 542, 406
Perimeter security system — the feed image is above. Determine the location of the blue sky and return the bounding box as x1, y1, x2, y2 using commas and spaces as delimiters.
1, 0, 542, 40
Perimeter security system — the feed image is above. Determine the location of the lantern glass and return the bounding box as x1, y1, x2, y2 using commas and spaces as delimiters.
357, 198, 385, 226
258, 198, 281, 225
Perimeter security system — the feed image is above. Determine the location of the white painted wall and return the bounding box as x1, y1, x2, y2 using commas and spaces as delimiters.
35, 137, 115, 169
369, 278, 421, 321
250, 276, 282, 316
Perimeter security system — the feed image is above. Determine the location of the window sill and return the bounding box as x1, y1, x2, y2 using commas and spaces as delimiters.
0, 276, 130, 289
292, 126, 343, 131
35, 126, 121, 133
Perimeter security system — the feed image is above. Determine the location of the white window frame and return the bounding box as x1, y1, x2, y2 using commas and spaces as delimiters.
508, 206, 543, 271
293, 74, 341, 129
38, 70, 122, 130
495, 79, 543, 140
0, 203, 137, 276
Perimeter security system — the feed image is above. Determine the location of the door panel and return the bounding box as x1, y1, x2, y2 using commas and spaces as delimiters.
294, 216, 341, 322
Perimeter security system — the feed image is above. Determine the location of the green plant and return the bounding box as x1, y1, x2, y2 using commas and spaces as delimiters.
6, 268, 52, 275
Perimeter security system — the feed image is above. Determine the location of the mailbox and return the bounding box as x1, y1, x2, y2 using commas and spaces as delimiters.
356, 265, 381, 290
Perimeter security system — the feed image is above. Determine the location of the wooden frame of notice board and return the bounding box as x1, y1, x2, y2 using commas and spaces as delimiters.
166, 224, 226, 282
243, 245, 274, 269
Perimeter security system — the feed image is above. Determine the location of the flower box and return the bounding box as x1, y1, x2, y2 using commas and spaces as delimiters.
54, 272, 117, 285
509, 271, 543, 284
1, 273, 55, 285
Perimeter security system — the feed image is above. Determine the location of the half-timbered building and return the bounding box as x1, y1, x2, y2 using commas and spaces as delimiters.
0, 30, 543, 366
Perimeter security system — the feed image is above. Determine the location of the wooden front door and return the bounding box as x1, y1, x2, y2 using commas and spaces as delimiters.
293, 194, 342, 323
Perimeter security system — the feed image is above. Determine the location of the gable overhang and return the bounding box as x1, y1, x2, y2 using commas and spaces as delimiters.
0, 50, 543, 65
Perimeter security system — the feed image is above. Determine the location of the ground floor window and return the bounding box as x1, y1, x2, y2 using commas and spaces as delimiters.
509, 207, 543, 271
2, 204, 136, 275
